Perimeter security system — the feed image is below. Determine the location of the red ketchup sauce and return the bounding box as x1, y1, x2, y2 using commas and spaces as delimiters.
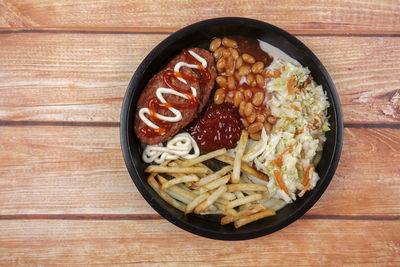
188, 102, 243, 152
140, 50, 210, 138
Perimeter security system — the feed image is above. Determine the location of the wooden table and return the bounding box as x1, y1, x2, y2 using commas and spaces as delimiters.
1, 1, 399, 265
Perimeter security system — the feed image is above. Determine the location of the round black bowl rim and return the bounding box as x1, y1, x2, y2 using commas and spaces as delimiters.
120, 17, 343, 240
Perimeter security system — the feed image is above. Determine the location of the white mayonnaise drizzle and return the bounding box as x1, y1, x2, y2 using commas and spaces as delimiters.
138, 50, 207, 133
142, 133, 200, 164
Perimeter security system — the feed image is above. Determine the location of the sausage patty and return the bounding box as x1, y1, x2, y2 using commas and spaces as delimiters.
135, 48, 216, 145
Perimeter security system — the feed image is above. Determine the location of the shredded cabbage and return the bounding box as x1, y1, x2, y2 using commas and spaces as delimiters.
246, 60, 330, 204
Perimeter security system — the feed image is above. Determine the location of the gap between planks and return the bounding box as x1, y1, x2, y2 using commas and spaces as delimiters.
0, 214, 399, 221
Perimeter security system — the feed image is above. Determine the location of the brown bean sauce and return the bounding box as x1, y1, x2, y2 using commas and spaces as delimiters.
230, 36, 273, 67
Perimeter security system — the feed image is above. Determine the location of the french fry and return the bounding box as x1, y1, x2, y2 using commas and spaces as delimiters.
227, 184, 269, 192
157, 175, 198, 204
220, 192, 236, 201
232, 130, 248, 183
199, 174, 231, 194
174, 160, 212, 177
215, 155, 269, 182
233, 191, 245, 199
185, 192, 210, 214
215, 198, 228, 205
161, 175, 199, 190
221, 204, 265, 225
179, 148, 227, 167
165, 188, 192, 204
213, 202, 226, 212
195, 165, 233, 187
234, 209, 276, 228
147, 175, 186, 212
195, 162, 213, 174
195, 185, 227, 213
226, 208, 238, 217
225, 194, 263, 210
145, 165, 209, 174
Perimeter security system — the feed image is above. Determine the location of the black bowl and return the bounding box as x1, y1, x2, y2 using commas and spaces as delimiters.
120, 17, 343, 240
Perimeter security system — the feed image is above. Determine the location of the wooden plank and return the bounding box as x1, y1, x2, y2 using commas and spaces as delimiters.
0, 0, 399, 34
0, 126, 399, 216
0, 219, 398, 265
0, 33, 399, 124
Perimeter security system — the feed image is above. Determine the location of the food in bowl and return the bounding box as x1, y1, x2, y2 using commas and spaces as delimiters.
135, 36, 330, 228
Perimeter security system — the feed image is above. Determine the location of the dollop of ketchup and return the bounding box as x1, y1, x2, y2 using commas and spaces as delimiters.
188, 102, 243, 152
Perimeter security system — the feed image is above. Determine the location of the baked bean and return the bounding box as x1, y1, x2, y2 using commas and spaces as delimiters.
222, 48, 231, 58
264, 122, 272, 133
239, 102, 246, 117
251, 61, 264, 73
209, 38, 221, 52
248, 122, 263, 134
244, 89, 252, 101
214, 47, 223, 59
216, 76, 227, 88
256, 114, 265, 123
242, 53, 255, 64
229, 48, 239, 60
227, 75, 235, 90
235, 56, 243, 70
233, 91, 243, 107
238, 65, 251, 76
256, 74, 264, 87
216, 58, 226, 72
246, 73, 255, 86
247, 113, 256, 123
214, 88, 225, 104
226, 56, 235, 75
250, 132, 261, 141
226, 95, 233, 104
234, 71, 241, 81
252, 91, 264, 106
264, 108, 271, 117
267, 115, 277, 124
244, 102, 253, 117
222, 37, 237, 48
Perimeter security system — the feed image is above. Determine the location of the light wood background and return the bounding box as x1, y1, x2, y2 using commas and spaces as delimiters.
1, 0, 399, 265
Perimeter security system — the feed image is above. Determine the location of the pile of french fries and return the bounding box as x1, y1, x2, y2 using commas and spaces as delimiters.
145, 130, 276, 228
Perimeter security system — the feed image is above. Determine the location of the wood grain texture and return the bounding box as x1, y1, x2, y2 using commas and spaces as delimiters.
0, 126, 399, 217
0, 219, 398, 265
0, 0, 399, 34
0, 33, 399, 124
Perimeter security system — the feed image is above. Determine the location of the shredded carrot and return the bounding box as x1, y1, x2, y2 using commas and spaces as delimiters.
295, 129, 304, 136
287, 76, 298, 94
303, 75, 311, 89
302, 165, 314, 188
290, 104, 300, 111
271, 159, 281, 167
313, 113, 322, 128
273, 170, 289, 195
266, 69, 281, 78
271, 146, 294, 167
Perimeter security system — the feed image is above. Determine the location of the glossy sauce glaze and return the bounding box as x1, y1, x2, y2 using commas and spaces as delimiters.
139, 49, 210, 138
188, 102, 243, 152
232, 36, 273, 67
